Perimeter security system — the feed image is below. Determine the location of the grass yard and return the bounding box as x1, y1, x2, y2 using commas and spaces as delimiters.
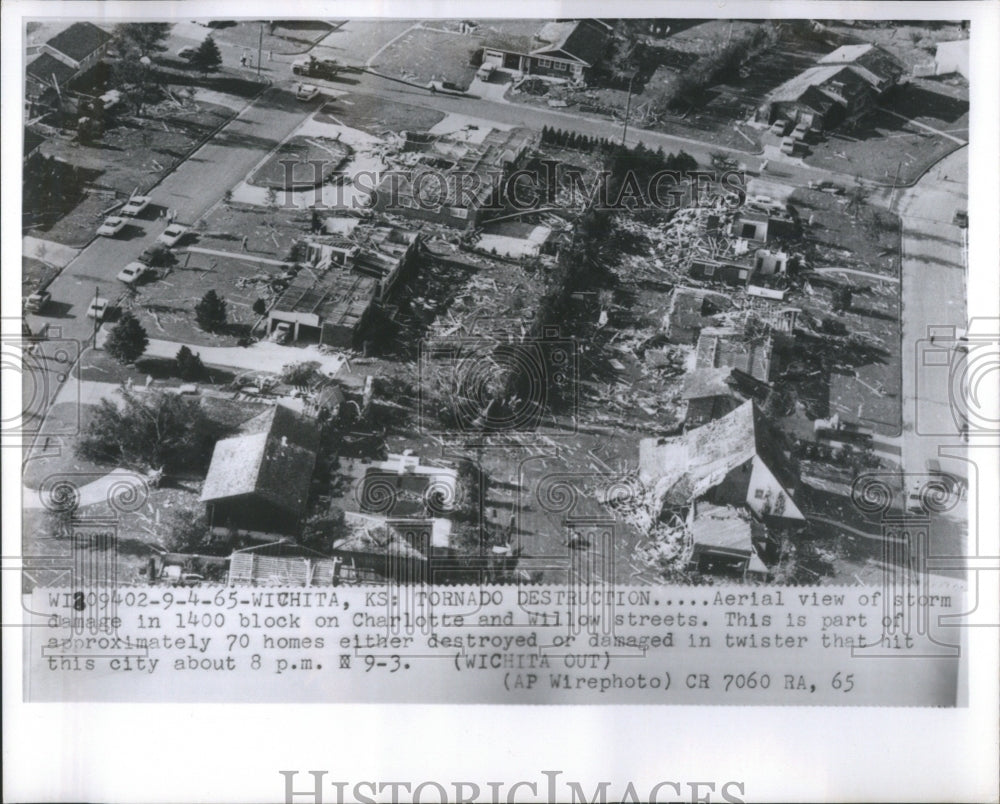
791, 187, 900, 277
204, 20, 338, 56
121, 248, 287, 347
248, 135, 352, 189
323, 92, 445, 135
372, 26, 479, 90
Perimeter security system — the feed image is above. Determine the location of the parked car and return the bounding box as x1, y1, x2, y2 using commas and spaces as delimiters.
295, 83, 320, 101
86, 296, 110, 321
953, 209, 968, 228
476, 63, 497, 81
121, 195, 152, 216
427, 80, 463, 94
25, 290, 51, 313
176, 45, 197, 60
815, 180, 846, 195
157, 224, 188, 247
271, 322, 292, 344
97, 216, 127, 237
770, 119, 791, 136
116, 261, 150, 285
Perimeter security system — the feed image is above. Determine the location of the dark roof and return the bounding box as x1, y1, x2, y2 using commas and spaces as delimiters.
26, 52, 77, 87
533, 20, 608, 66
239, 404, 319, 451
45, 22, 112, 62
200, 403, 318, 517
818, 43, 904, 86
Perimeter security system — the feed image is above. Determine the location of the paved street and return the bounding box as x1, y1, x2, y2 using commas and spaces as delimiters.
23, 84, 315, 413
892, 146, 968, 481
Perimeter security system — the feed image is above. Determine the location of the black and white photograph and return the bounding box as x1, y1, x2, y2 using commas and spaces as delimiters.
3, 1, 998, 801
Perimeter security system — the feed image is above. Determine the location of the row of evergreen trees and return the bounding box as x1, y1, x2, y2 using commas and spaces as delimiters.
540, 125, 699, 173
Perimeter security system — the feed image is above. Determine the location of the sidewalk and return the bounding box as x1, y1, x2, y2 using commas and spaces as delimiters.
22, 236, 80, 268
98, 332, 348, 376
23, 467, 146, 510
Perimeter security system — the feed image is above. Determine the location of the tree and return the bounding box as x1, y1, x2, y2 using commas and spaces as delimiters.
104, 312, 149, 364
175, 345, 204, 380
195, 290, 227, 332
191, 35, 223, 74
301, 508, 350, 554
164, 507, 210, 553
252, 298, 268, 316
113, 23, 171, 57
110, 52, 160, 115
75, 388, 223, 473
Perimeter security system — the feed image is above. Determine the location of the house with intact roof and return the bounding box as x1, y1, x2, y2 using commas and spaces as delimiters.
26, 21, 112, 96
480, 19, 611, 82
759, 43, 904, 131
200, 404, 319, 537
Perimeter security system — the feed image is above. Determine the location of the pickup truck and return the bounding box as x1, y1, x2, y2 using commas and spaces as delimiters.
292, 56, 341, 80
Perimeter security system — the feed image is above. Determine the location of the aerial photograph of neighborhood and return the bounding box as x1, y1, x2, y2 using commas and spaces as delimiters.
20, 17, 971, 590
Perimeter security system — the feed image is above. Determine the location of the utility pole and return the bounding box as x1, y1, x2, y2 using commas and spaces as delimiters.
621, 73, 635, 147
257, 23, 263, 77
93, 285, 99, 346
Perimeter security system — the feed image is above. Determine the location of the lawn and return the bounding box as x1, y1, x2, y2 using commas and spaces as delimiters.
372, 26, 479, 90
122, 247, 291, 347
203, 20, 338, 56
76, 346, 238, 388
248, 135, 352, 189
322, 92, 445, 135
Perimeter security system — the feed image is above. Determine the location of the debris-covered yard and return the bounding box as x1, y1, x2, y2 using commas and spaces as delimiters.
372, 25, 479, 90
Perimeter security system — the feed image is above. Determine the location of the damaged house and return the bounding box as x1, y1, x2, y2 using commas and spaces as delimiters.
695, 325, 776, 383
687, 502, 769, 578
372, 127, 535, 229
638, 399, 805, 524
681, 367, 768, 430
759, 43, 904, 131
664, 286, 733, 345
267, 218, 421, 348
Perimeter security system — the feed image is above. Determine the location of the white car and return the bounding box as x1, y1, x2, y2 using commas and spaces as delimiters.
121, 195, 152, 216
25, 290, 51, 313
97, 216, 127, 237
157, 224, 188, 247
296, 84, 320, 102
117, 261, 150, 285
86, 297, 110, 321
